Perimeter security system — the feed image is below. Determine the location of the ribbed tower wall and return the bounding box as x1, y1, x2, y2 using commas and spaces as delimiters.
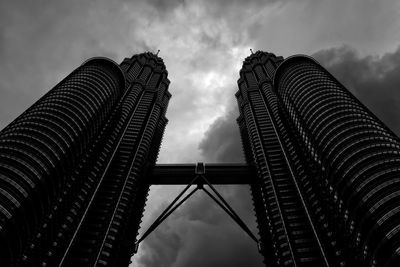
58, 52, 170, 267
274, 55, 400, 266
0, 52, 171, 267
236, 51, 334, 266
0, 58, 125, 265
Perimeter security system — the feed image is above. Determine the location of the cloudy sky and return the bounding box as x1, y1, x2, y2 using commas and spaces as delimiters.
1, 0, 400, 266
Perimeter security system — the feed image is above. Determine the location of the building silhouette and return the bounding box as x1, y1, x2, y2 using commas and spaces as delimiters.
0, 52, 170, 266
237, 51, 400, 266
0, 50, 399, 267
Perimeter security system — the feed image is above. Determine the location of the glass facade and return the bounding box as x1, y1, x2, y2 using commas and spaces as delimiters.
236, 51, 335, 266
273, 56, 400, 266
237, 51, 400, 266
0, 53, 170, 267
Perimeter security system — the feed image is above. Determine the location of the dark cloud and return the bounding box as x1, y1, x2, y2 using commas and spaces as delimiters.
0, 0, 149, 129
201, 0, 276, 20
138, 223, 183, 267
136, 185, 263, 267
146, 0, 185, 14
146, 0, 279, 17
144, 0, 280, 51
313, 45, 400, 135
199, 110, 244, 163
249, 0, 400, 57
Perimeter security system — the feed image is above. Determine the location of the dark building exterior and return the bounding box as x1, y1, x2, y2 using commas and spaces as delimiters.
0, 52, 170, 266
236, 51, 400, 266
1, 49, 400, 267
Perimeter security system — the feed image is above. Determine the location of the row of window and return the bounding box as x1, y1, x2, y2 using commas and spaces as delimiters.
275, 57, 400, 266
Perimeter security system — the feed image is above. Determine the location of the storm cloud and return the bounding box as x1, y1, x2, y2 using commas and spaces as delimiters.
314, 45, 400, 135
199, 109, 244, 163
136, 184, 262, 267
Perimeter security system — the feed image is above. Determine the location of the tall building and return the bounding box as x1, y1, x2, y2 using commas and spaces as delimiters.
0, 52, 170, 266
237, 51, 400, 266
1, 49, 400, 267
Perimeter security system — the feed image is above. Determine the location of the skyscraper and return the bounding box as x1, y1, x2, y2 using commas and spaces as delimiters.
1, 49, 400, 267
0, 52, 170, 266
237, 51, 400, 266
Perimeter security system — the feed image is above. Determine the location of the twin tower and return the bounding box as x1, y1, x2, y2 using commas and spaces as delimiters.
0, 51, 399, 267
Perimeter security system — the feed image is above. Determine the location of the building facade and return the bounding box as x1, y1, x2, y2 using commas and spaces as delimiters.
1, 49, 400, 267
237, 51, 400, 266
0, 52, 170, 266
